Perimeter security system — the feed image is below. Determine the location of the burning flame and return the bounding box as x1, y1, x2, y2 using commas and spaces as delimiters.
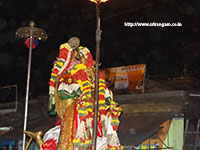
89, 0, 109, 3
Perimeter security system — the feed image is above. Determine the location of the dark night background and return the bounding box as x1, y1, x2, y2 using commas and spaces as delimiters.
0, 0, 200, 98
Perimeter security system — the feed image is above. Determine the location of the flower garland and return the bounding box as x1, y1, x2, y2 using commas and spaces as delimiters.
106, 131, 123, 150
108, 94, 122, 131
77, 100, 93, 121
48, 42, 123, 149
73, 120, 92, 149
73, 138, 92, 149
105, 145, 124, 150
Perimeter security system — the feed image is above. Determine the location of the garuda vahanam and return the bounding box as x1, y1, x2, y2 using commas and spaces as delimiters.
42, 37, 123, 150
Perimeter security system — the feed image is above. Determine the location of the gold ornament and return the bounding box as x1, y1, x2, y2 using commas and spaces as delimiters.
24, 130, 44, 150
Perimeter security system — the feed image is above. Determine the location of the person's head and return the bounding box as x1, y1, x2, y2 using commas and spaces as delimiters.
68, 37, 80, 49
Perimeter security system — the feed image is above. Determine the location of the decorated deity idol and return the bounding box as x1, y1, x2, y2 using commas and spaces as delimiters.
42, 37, 123, 150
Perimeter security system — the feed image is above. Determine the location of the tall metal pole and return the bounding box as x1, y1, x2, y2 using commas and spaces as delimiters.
92, 1, 102, 150
16, 21, 48, 150
22, 36, 33, 150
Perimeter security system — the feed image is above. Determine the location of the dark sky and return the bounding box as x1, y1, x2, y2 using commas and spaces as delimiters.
0, 0, 200, 97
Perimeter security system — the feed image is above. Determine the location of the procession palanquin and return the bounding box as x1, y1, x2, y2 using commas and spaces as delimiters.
42, 41, 123, 150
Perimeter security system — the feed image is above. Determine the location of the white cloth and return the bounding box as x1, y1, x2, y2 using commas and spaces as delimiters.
42, 114, 114, 150
58, 83, 80, 93
43, 125, 61, 143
